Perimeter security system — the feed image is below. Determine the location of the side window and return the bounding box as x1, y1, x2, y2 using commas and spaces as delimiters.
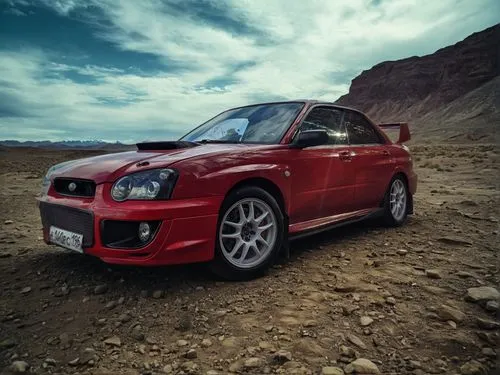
299, 107, 348, 145
345, 111, 382, 145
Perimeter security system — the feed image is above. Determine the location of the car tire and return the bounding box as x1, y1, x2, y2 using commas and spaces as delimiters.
209, 186, 285, 280
382, 175, 409, 227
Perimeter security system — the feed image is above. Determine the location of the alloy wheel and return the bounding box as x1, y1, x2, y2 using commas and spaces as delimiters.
390, 179, 407, 221
219, 198, 277, 269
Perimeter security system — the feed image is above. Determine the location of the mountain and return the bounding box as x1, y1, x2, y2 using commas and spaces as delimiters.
0, 140, 132, 150
336, 24, 500, 142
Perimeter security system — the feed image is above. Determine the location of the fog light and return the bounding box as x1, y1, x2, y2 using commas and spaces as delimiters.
138, 222, 151, 242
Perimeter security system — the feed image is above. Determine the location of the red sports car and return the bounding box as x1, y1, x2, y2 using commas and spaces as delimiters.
38, 100, 417, 279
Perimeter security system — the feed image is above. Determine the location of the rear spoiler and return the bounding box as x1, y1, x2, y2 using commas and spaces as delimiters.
378, 122, 411, 144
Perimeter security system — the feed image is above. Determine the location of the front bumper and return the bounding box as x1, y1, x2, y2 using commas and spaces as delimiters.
38, 183, 223, 266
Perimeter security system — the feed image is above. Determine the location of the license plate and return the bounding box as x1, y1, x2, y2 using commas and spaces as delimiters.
49, 226, 83, 253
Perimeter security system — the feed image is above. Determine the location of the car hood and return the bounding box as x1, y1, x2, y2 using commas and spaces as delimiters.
49, 143, 279, 184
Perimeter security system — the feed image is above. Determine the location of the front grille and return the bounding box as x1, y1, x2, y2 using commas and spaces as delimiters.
53, 178, 96, 197
39, 202, 94, 247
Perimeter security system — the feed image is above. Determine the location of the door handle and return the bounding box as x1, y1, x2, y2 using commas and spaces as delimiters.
382, 150, 391, 156
339, 150, 353, 161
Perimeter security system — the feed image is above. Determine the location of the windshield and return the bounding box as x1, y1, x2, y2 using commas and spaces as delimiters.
180, 102, 304, 144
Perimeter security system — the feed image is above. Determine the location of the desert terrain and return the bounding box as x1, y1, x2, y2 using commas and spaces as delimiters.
0, 143, 498, 375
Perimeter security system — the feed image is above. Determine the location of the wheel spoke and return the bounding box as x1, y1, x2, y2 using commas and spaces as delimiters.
229, 239, 244, 257
255, 211, 269, 224
238, 243, 250, 263
256, 234, 269, 247
224, 220, 242, 229
251, 242, 260, 255
247, 201, 255, 221
221, 232, 241, 239
237, 203, 246, 223
258, 222, 273, 232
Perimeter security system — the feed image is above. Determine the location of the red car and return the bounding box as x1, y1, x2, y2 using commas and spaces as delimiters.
38, 100, 417, 279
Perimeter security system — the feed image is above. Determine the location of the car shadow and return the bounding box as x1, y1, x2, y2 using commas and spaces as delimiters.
287, 217, 387, 260
14, 217, 411, 298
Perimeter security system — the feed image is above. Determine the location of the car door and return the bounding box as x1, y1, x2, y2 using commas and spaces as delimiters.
344, 110, 395, 209
288, 106, 356, 224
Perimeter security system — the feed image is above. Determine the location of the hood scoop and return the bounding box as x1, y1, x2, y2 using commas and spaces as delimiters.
136, 141, 199, 151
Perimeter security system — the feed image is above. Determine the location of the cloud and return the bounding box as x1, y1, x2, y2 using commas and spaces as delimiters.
0, 0, 499, 141
3, 7, 27, 16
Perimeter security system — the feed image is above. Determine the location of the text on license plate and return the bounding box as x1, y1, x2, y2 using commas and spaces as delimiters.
49, 226, 83, 253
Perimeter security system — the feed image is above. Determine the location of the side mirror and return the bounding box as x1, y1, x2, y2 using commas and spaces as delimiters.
293, 130, 329, 148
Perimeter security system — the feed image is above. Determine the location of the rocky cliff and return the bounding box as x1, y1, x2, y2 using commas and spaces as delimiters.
336, 24, 499, 142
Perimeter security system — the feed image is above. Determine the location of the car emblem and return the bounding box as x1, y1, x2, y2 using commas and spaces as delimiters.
68, 182, 77, 192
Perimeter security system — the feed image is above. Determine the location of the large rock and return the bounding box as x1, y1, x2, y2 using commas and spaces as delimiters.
436, 304, 466, 323
201, 338, 213, 347
436, 236, 472, 246
273, 350, 292, 364
244, 357, 264, 368
79, 348, 97, 364
360, 316, 374, 326
345, 358, 380, 374
459, 360, 488, 375
322, 367, 345, 375
425, 269, 442, 279
486, 300, 499, 312
9, 361, 30, 373
93, 284, 108, 295
476, 317, 500, 330
152, 290, 163, 299
466, 287, 500, 303
184, 349, 197, 359
347, 334, 367, 349
103, 336, 121, 347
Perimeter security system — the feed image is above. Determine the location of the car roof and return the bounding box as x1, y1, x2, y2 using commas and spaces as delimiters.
293, 99, 359, 111
230, 99, 364, 115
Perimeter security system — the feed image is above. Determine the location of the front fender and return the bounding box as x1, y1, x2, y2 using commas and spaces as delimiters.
203, 163, 291, 210
172, 162, 292, 214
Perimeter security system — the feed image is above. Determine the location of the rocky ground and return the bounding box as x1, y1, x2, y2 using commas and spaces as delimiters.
0, 144, 498, 375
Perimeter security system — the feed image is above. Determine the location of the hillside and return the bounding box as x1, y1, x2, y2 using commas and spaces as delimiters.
336, 24, 500, 142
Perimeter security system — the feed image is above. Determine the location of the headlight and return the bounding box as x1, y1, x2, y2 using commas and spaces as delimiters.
111, 168, 178, 201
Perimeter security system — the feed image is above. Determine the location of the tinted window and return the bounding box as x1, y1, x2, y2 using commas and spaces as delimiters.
345, 111, 382, 144
299, 107, 348, 145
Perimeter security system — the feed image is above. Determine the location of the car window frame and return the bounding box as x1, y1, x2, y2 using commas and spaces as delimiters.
291, 104, 350, 148
178, 101, 307, 145
343, 109, 387, 146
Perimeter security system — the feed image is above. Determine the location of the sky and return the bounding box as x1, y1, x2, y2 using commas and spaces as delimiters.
0, 0, 498, 143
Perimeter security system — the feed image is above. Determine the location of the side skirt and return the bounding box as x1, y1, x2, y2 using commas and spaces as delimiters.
288, 208, 384, 241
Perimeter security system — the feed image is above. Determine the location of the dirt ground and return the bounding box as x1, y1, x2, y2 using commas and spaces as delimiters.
0, 144, 498, 375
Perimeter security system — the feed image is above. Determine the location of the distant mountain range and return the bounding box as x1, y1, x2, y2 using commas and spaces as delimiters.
336, 24, 499, 143
0, 139, 132, 150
